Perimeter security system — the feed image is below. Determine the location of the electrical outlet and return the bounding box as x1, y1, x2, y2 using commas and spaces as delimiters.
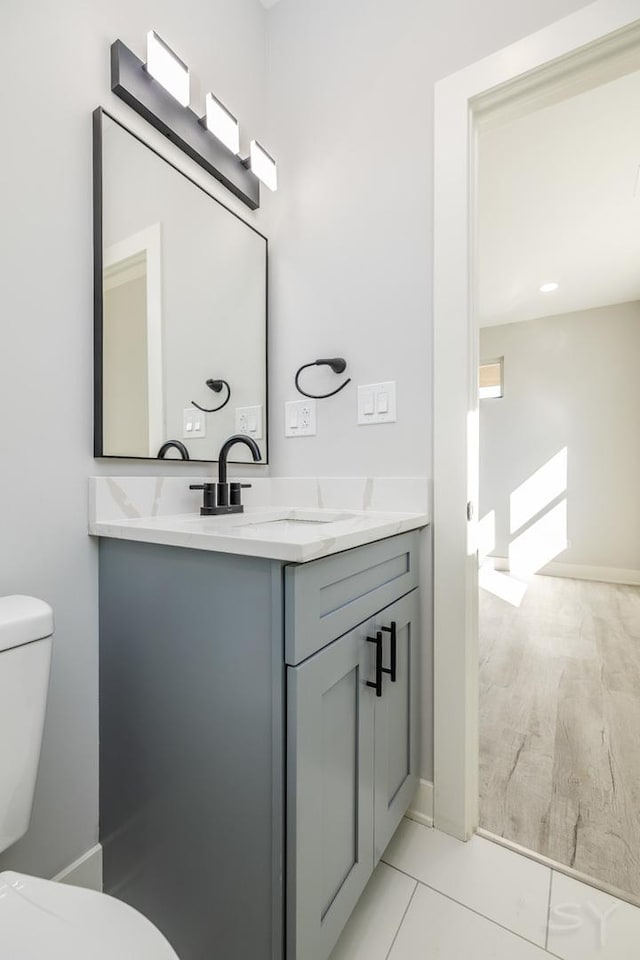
285, 399, 317, 437
183, 408, 206, 438
235, 404, 263, 439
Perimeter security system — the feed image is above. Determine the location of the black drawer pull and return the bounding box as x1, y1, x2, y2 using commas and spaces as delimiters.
366, 632, 383, 697
381, 621, 397, 682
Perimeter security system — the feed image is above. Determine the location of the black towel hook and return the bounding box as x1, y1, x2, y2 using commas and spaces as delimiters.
191, 379, 231, 413
294, 358, 351, 399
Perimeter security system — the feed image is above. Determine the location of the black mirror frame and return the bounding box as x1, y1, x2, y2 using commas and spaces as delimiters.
92, 106, 269, 464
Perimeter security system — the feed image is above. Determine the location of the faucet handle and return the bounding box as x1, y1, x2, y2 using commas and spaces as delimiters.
189, 483, 217, 515
230, 482, 252, 507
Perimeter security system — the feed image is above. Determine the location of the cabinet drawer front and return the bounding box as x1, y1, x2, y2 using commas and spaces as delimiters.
287, 622, 375, 960
285, 532, 419, 665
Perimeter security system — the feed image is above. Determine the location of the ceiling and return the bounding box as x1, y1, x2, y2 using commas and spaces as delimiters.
259, 0, 282, 8
477, 68, 640, 327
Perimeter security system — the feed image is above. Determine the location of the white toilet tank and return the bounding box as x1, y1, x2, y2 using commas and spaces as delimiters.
0, 596, 53, 855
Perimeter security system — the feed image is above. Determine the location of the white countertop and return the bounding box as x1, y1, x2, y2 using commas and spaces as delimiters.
89, 505, 428, 563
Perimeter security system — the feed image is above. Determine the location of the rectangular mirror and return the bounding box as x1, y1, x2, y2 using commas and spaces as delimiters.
93, 108, 268, 463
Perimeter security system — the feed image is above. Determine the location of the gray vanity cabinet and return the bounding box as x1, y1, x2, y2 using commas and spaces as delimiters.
287, 619, 376, 960
99, 530, 421, 960
286, 542, 421, 960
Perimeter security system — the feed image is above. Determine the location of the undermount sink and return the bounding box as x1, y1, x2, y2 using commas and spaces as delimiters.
236, 510, 355, 528
177, 508, 357, 533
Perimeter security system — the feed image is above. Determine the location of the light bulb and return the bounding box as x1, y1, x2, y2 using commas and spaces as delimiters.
205, 93, 240, 155
146, 31, 190, 107
250, 140, 277, 192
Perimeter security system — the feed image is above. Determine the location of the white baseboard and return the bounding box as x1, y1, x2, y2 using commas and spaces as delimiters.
488, 558, 640, 587
52, 843, 103, 892
406, 778, 434, 828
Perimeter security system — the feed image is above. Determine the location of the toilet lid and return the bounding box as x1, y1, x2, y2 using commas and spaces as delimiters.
0, 872, 179, 960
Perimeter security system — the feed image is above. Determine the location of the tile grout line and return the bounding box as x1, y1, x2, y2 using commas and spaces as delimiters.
542, 871, 565, 960
384, 878, 418, 960
477, 828, 640, 911
545, 870, 554, 951
381, 857, 551, 953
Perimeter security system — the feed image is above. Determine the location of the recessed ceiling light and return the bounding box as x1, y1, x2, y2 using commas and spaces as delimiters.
539, 282, 559, 293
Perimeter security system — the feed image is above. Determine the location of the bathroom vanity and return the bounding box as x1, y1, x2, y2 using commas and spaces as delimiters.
94, 486, 427, 960
92, 63, 428, 960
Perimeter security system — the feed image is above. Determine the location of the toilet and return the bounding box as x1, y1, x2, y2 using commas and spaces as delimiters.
0, 596, 179, 959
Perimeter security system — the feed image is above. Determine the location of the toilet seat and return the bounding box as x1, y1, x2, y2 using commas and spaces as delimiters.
0, 871, 179, 959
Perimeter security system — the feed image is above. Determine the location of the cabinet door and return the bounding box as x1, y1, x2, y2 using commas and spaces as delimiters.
287, 621, 376, 960
373, 589, 421, 861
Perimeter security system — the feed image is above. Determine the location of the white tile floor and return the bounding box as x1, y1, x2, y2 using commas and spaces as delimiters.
329, 820, 640, 960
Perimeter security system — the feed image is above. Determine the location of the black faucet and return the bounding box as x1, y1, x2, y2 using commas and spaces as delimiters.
157, 440, 190, 460
190, 434, 261, 516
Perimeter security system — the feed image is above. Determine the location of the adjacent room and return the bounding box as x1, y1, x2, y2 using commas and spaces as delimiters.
477, 58, 640, 901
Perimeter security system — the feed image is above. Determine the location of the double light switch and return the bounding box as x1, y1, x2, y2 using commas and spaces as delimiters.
183, 408, 206, 438
357, 382, 397, 424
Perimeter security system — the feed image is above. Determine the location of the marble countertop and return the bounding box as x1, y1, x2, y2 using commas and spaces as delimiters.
89, 476, 430, 563
89, 506, 428, 563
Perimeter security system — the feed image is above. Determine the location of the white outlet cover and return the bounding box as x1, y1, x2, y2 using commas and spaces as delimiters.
357, 382, 397, 425
183, 407, 206, 438
235, 404, 264, 440
285, 399, 317, 437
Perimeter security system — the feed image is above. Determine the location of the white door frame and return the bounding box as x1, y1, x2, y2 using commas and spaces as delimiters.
433, 0, 640, 840
104, 223, 164, 456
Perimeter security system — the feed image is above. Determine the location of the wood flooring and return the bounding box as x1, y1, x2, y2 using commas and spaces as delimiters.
479, 574, 640, 899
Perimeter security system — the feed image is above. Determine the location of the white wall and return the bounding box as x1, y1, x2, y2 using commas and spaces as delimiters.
264, 0, 592, 780
0, 0, 267, 878
0, 0, 596, 877
480, 301, 640, 575
264, 0, 592, 479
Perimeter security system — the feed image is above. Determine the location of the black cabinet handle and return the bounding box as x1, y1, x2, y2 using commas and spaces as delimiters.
381, 621, 397, 682
366, 632, 383, 697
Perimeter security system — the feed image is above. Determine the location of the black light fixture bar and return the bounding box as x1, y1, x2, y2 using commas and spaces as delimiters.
110, 39, 260, 210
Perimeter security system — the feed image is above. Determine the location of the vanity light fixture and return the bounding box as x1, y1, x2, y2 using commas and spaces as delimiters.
145, 31, 190, 107
203, 93, 240, 155
110, 38, 260, 208
539, 281, 559, 293
248, 140, 278, 192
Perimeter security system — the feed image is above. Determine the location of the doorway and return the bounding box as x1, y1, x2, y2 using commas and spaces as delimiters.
475, 61, 640, 900
433, 0, 640, 904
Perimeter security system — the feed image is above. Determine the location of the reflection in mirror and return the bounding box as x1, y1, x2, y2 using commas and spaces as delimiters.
95, 110, 267, 463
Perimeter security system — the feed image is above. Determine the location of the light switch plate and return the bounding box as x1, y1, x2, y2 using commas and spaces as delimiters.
236, 404, 264, 440
285, 399, 317, 437
357, 382, 397, 424
183, 407, 206, 438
